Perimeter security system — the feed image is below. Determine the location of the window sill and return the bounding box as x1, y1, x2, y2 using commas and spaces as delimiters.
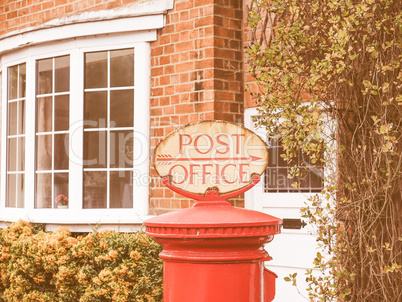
0, 209, 156, 232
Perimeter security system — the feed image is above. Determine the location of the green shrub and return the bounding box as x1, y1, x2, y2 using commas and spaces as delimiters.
0, 220, 163, 302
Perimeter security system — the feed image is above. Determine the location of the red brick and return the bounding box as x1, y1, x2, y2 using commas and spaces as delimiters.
159, 55, 170, 65
160, 97, 170, 106
179, 52, 189, 62
176, 1, 193, 11
7, 11, 17, 19
165, 85, 175, 95
204, 25, 214, 37
199, 37, 214, 48
163, 44, 175, 54
175, 83, 192, 93
176, 62, 194, 73
164, 65, 175, 74
151, 46, 163, 57
176, 40, 193, 52
162, 106, 174, 115
171, 75, 180, 84
179, 31, 189, 41
189, 8, 199, 19
171, 95, 180, 104
176, 20, 193, 32
171, 199, 180, 208
160, 75, 170, 86
42, 1, 53, 10
189, 29, 199, 39
189, 114, 199, 123
180, 73, 189, 83
55, 0, 69, 5
168, 12, 179, 23
175, 104, 194, 114
179, 10, 189, 21
159, 199, 171, 208
195, 15, 214, 27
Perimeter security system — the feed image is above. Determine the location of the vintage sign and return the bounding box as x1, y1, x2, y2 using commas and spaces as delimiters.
154, 121, 268, 195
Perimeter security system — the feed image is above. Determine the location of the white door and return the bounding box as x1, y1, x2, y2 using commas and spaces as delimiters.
245, 107, 321, 302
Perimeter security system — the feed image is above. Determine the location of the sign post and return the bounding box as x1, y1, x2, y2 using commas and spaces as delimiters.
145, 121, 282, 302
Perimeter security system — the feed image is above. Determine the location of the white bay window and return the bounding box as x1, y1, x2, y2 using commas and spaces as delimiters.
0, 27, 153, 229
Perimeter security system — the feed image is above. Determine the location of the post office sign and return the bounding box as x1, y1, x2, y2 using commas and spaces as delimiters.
154, 120, 268, 195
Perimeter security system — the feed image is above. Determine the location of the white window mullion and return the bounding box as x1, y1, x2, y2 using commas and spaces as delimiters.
51, 58, 55, 208
15, 67, 20, 206
0, 69, 5, 208
106, 50, 111, 209
69, 48, 83, 211
25, 58, 36, 211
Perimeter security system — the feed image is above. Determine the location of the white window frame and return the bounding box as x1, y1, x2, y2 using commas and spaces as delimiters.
0, 28, 154, 229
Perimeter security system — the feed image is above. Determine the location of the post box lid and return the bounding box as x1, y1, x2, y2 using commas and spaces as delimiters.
144, 203, 282, 238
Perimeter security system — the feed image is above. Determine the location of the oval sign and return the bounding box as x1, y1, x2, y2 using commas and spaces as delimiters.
154, 120, 268, 195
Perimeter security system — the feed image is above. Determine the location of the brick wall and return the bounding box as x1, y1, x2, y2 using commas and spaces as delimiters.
0, 0, 246, 215
149, 0, 245, 214
0, 0, 140, 36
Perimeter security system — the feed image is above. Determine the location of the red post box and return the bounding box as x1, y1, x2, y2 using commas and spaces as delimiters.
145, 175, 282, 302
147, 121, 282, 301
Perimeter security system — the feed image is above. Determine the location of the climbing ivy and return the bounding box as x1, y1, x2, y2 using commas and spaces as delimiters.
246, 0, 401, 301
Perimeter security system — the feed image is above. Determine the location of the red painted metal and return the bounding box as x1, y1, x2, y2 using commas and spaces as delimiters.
264, 268, 278, 302
145, 176, 282, 302
161, 174, 261, 202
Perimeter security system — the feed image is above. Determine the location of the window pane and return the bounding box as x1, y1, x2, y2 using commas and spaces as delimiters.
83, 171, 107, 208
36, 135, 52, 170
85, 51, 107, 89
18, 100, 25, 134
7, 138, 17, 171
36, 173, 52, 208
110, 130, 133, 168
6, 174, 16, 207
18, 137, 25, 171
110, 171, 133, 208
7, 66, 18, 100
265, 137, 324, 193
277, 168, 289, 192
54, 173, 69, 208
84, 91, 107, 128
8, 101, 17, 135
110, 48, 134, 87
110, 90, 134, 127
37, 58, 53, 95
37, 97, 52, 133
17, 174, 24, 208
278, 146, 287, 166
19, 64, 26, 98
54, 95, 69, 131
83, 131, 107, 168
54, 133, 69, 170
55, 56, 70, 93
311, 170, 323, 190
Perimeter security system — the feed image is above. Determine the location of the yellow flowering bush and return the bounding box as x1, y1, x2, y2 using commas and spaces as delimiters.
0, 221, 163, 302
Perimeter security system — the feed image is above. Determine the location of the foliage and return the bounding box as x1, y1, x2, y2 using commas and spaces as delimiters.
0, 220, 163, 302
246, 0, 401, 301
